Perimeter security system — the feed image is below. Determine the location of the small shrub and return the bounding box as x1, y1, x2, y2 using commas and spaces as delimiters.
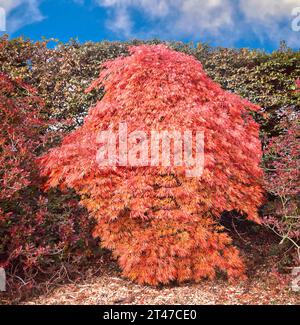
263, 105, 300, 260
0, 73, 96, 295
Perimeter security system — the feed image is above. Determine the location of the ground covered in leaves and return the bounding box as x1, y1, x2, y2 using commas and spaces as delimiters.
2, 222, 300, 305
22, 266, 299, 305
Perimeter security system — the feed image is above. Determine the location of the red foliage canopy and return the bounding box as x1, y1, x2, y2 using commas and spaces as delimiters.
39, 45, 264, 285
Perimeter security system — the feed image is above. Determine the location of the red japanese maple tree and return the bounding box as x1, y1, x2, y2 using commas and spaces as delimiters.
39, 45, 264, 285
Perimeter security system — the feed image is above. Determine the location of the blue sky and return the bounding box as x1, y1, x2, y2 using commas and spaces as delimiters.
0, 0, 300, 51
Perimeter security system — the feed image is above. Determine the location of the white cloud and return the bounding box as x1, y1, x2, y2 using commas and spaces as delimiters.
0, 0, 23, 12
96, 0, 235, 39
99, 0, 171, 18
106, 7, 132, 36
240, 0, 299, 21
94, 0, 300, 47
176, 0, 234, 36
0, 0, 44, 33
239, 0, 300, 47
